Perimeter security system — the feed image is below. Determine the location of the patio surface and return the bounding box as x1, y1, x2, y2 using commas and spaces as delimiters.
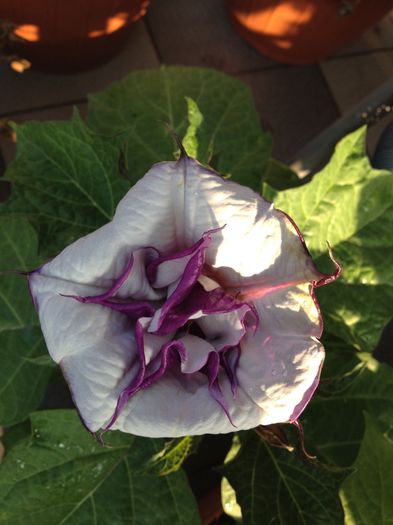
1, 0, 393, 169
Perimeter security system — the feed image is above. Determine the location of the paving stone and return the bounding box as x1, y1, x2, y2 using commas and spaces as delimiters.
335, 10, 393, 56
320, 50, 393, 113
239, 65, 339, 162
146, 0, 277, 73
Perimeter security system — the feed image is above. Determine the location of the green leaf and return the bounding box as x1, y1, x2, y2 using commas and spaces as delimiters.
264, 158, 302, 191
183, 97, 204, 158
87, 66, 272, 190
327, 203, 393, 286
275, 127, 393, 256
0, 410, 200, 525
222, 432, 345, 525
0, 218, 39, 331
316, 283, 393, 352
2, 111, 128, 255
0, 329, 51, 427
221, 435, 242, 522
275, 127, 393, 351
1, 420, 31, 454
319, 334, 359, 380
147, 436, 199, 476
303, 355, 393, 467
0, 218, 51, 426
340, 413, 393, 525
221, 477, 242, 523
22, 354, 57, 368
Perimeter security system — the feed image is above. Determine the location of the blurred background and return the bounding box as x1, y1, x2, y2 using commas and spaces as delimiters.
1, 0, 393, 177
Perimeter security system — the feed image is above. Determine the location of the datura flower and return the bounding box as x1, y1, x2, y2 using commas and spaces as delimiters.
28, 152, 338, 438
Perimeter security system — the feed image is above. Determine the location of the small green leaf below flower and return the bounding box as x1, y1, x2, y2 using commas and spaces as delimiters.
147, 435, 199, 476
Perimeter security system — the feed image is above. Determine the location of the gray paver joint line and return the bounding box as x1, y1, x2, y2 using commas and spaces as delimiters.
327, 46, 393, 61
143, 18, 164, 64
0, 99, 87, 121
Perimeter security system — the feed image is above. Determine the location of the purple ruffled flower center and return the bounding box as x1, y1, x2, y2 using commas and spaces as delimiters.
65, 229, 258, 430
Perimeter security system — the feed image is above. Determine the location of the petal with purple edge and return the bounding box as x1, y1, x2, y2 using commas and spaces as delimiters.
148, 236, 211, 333
252, 283, 322, 339
236, 283, 324, 425
105, 316, 174, 429
221, 346, 241, 398
27, 154, 334, 438
29, 273, 138, 432
237, 333, 324, 426
146, 230, 214, 288
113, 368, 263, 437
33, 157, 322, 299
178, 335, 214, 374
196, 306, 250, 352
149, 283, 248, 336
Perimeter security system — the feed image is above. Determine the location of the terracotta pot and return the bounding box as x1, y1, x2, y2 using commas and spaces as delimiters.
227, 0, 393, 64
0, 0, 149, 72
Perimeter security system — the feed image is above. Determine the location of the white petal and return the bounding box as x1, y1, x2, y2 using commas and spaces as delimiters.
137, 317, 172, 364
35, 157, 320, 291
29, 156, 325, 436
237, 334, 323, 425
253, 283, 322, 338
29, 273, 136, 432
237, 284, 324, 424
178, 335, 214, 374
36, 161, 186, 287
120, 249, 164, 300
196, 306, 249, 351
158, 158, 322, 288
198, 274, 220, 291
114, 369, 262, 437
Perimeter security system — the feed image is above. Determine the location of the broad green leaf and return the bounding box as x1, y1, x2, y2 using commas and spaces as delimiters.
2, 111, 128, 255
0, 420, 31, 454
303, 356, 393, 467
0, 410, 200, 525
222, 432, 345, 525
0, 218, 39, 331
316, 283, 393, 352
0, 218, 51, 426
319, 334, 359, 380
88, 67, 272, 190
340, 413, 393, 525
0, 329, 50, 427
326, 203, 393, 285
275, 127, 393, 351
275, 127, 393, 256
